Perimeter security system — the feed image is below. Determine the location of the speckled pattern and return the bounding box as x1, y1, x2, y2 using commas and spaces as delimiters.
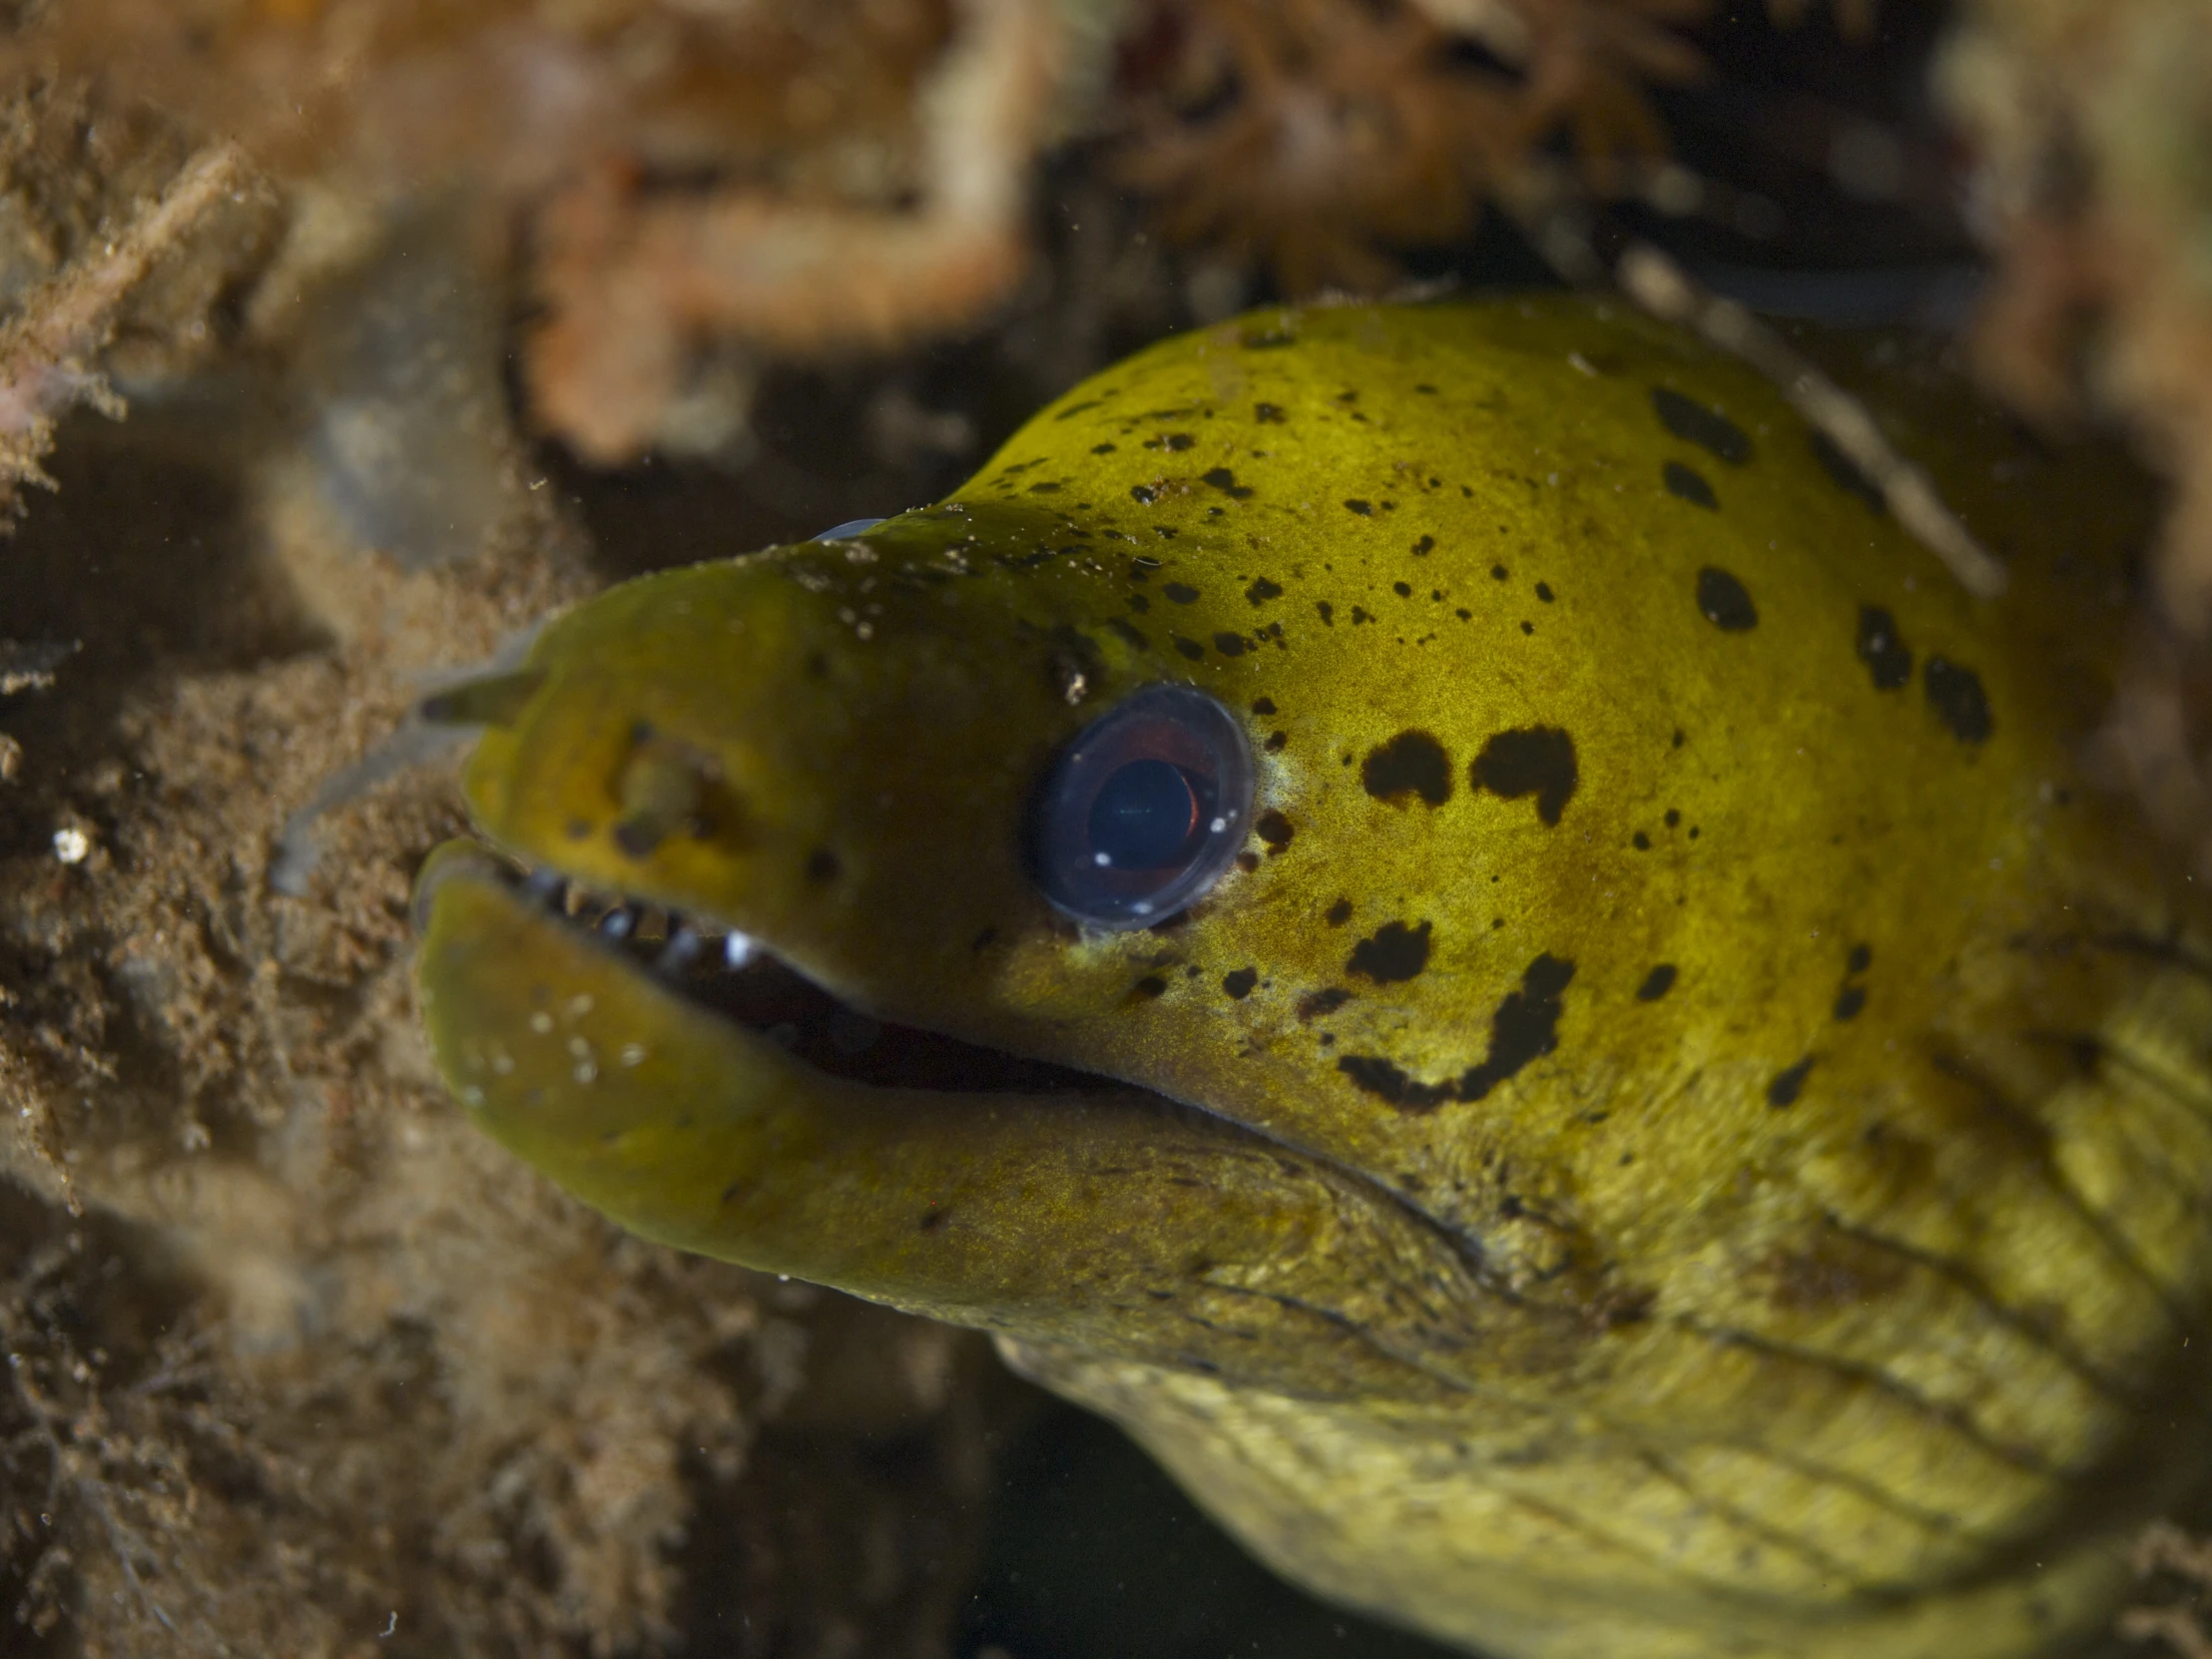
416, 298, 2212, 1659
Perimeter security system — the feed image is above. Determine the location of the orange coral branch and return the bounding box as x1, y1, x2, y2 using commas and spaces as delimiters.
527, 0, 1062, 464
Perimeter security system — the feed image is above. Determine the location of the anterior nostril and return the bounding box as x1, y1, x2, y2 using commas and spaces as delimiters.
417, 669, 544, 729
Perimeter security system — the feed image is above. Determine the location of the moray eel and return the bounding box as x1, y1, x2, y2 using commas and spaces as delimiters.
413, 296, 2212, 1659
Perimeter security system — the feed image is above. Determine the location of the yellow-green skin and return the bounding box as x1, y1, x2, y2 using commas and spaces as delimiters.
414, 297, 2212, 1659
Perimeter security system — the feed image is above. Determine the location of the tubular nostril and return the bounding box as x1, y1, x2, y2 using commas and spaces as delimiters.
417, 669, 544, 728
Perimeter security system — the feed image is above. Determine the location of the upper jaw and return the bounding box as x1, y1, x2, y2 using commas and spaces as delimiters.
416, 837, 1112, 1102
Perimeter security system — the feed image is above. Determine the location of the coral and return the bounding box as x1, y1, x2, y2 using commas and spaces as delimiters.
0, 141, 254, 517
1939, 0, 2212, 869
0, 0, 1762, 462
1113, 0, 1704, 296
1941, 0, 2212, 627
9, 0, 1085, 463
526, 0, 1068, 462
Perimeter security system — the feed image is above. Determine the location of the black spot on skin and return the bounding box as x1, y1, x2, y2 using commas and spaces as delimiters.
1255, 402, 1287, 423
1664, 809, 1680, 828
1223, 967, 1259, 1000
918, 1208, 948, 1232
1299, 987, 1353, 1020
1163, 582, 1200, 604
1458, 954, 1577, 1103
1491, 564, 1508, 581
1470, 727, 1578, 826
1315, 600, 1335, 626
1350, 920, 1431, 983
1847, 943, 1872, 974
806, 848, 841, 883
1251, 696, 1278, 715
1926, 656, 1993, 744
1337, 1055, 1453, 1112
1534, 582, 1554, 603
1392, 581, 1412, 597
1412, 534, 1434, 555
1651, 387, 1754, 465
1203, 468, 1255, 499
1152, 432, 1196, 451
1362, 731, 1453, 807
1672, 729, 1685, 749
1637, 964, 1677, 1001
1519, 621, 1534, 636
1768, 1057, 1815, 1107
1255, 810, 1295, 850
1833, 986, 1867, 1021
1326, 897, 1354, 926
1631, 830, 1651, 850
1695, 567, 1759, 631
1091, 442, 1117, 454
1265, 732, 1288, 752
1663, 461, 1718, 509
1344, 499, 1374, 516
1173, 638, 1205, 661
1856, 606, 1914, 691
1809, 430, 1887, 513
1132, 975, 1168, 1000
1130, 484, 1157, 504
1214, 633, 1249, 657
1235, 850, 1261, 872
1246, 577, 1283, 605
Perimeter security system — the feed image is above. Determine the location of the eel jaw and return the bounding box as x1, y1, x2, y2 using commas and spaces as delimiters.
412, 837, 1108, 1274
410, 839, 1525, 1399
423, 842, 1096, 1100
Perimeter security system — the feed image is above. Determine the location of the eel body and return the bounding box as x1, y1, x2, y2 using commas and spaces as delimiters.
415, 296, 2212, 1659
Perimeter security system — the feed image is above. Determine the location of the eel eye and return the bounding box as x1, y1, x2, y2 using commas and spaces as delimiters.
1029, 684, 1254, 929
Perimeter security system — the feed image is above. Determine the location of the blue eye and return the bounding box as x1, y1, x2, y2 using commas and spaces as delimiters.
1030, 685, 1254, 929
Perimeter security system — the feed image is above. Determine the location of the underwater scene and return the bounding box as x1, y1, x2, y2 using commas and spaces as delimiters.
7, 4, 2212, 1658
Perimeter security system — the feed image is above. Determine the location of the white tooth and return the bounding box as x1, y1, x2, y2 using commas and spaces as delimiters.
659, 925, 704, 974
724, 932, 759, 970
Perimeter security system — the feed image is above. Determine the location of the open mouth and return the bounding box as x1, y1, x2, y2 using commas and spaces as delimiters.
485, 855, 1106, 1097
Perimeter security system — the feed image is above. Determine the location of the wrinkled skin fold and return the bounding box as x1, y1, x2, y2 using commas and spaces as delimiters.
416, 297, 2212, 1659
